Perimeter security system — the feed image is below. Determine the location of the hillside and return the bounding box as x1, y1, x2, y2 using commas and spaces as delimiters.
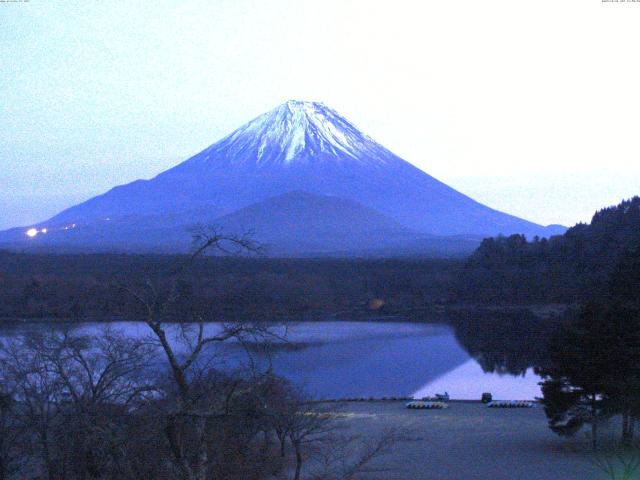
457, 196, 640, 304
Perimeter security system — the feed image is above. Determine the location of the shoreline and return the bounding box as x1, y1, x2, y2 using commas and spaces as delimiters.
311, 398, 541, 404
0, 303, 569, 326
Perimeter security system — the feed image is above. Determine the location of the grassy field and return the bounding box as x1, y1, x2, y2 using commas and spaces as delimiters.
324, 401, 611, 480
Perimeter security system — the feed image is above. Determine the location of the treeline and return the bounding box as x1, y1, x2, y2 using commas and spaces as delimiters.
457, 197, 640, 304
0, 253, 460, 322
3, 196, 639, 323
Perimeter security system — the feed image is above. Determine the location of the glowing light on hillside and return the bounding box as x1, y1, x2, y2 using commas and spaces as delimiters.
26, 228, 38, 238
41, 228, 48, 233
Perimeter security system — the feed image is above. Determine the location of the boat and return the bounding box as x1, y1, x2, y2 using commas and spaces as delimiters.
406, 401, 449, 409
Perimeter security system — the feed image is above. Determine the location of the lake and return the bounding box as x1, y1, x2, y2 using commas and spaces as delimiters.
0, 320, 542, 401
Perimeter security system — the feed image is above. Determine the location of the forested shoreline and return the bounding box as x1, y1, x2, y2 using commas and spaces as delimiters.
0, 252, 461, 323
458, 197, 640, 305
2, 198, 639, 323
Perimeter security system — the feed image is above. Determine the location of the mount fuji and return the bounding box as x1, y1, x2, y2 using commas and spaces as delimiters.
0, 100, 564, 255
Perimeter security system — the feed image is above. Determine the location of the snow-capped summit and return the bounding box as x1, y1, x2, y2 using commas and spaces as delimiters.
186, 100, 396, 168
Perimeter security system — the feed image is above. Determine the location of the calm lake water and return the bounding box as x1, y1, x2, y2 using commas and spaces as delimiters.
0, 320, 542, 400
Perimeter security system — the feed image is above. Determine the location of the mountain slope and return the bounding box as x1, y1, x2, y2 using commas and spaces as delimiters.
213, 191, 422, 254
0, 191, 483, 256
0, 100, 564, 254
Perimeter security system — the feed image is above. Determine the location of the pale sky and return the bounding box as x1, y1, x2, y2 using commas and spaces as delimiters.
2, 0, 639, 230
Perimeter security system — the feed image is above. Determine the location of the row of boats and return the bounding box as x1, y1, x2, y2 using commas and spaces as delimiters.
406, 397, 535, 409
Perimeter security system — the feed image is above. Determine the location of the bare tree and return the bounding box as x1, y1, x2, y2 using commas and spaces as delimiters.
44, 329, 155, 479
254, 377, 402, 480
0, 389, 20, 480
1, 333, 65, 479
304, 427, 402, 480
121, 226, 278, 480
0, 328, 154, 480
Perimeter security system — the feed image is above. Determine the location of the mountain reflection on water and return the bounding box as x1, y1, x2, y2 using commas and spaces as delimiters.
226, 311, 556, 400
412, 310, 560, 400
448, 309, 559, 376
0, 311, 556, 400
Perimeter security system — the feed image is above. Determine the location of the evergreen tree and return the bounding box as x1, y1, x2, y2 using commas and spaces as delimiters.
537, 303, 612, 450
538, 297, 640, 447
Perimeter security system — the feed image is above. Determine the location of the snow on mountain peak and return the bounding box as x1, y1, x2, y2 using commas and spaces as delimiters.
192, 100, 395, 168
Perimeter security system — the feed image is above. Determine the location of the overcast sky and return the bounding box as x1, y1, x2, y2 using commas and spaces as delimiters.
2, 0, 639, 230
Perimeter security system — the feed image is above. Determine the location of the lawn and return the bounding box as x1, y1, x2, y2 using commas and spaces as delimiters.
323, 401, 612, 480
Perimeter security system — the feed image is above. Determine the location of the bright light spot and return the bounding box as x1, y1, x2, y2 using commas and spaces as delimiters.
41, 228, 47, 233
26, 228, 38, 238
